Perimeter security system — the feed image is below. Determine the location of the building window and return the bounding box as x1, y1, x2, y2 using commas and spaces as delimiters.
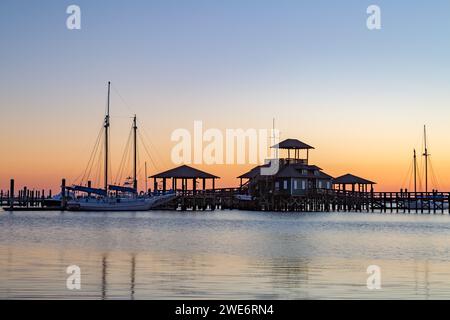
275, 182, 279, 191
302, 169, 308, 175
302, 180, 306, 189
283, 180, 288, 190
318, 181, 322, 189
294, 180, 298, 189
327, 181, 331, 189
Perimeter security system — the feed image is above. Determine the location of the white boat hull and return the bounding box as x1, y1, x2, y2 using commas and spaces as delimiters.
67, 194, 176, 211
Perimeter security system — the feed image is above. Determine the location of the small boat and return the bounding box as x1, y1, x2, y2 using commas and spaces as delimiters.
67, 82, 176, 211
42, 191, 75, 208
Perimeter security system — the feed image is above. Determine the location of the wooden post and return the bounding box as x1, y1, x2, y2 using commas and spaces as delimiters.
420, 193, 424, 214
61, 179, 66, 209
24, 187, 28, 207
9, 179, 14, 209
9, 179, 14, 210
193, 178, 197, 210
403, 189, 407, 213
407, 192, 411, 214
448, 193, 450, 215
370, 188, 374, 212
396, 192, 399, 213
87, 181, 92, 197
162, 178, 167, 193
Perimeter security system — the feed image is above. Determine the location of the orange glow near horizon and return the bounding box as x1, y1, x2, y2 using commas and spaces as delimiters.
1, 1, 450, 195
1, 117, 450, 193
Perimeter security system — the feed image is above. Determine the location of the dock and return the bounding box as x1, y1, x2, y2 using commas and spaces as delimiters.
1, 178, 449, 214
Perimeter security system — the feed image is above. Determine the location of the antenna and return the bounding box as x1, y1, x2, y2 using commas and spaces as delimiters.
272, 118, 278, 159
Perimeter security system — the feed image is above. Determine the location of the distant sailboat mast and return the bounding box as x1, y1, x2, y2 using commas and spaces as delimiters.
413, 149, 417, 194
104, 81, 111, 191
423, 125, 430, 194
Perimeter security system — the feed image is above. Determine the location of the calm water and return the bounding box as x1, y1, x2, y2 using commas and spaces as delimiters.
1, 209, 450, 299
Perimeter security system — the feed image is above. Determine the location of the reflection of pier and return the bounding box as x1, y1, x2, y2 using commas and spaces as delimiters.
130, 255, 136, 300
101, 255, 107, 300
100, 254, 136, 300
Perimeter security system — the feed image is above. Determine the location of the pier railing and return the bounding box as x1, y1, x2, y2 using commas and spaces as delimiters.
1, 178, 449, 213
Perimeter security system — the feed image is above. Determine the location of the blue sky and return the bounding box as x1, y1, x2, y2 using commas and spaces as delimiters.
0, 0, 450, 190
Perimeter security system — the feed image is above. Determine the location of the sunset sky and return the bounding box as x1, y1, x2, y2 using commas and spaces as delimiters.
1, 0, 450, 192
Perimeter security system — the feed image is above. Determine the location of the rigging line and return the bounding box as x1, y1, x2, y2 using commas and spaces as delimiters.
114, 128, 133, 185
90, 128, 105, 187
111, 84, 135, 115
94, 139, 103, 187
138, 119, 165, 165
136, 145, 141, 191
93, 144, 103, 188
85, 140, 101, 186
121, 140, 132, 185
81, 126, 105, 185
76, 125, 104, 185
401, 158, 413, 190
429, 157, 441, 191
71, 124, 104, 184
138, 131, 159, 172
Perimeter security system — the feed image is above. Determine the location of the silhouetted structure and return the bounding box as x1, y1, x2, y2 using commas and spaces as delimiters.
239, 139, 333, 196
150, 165, 219, 194
333, 174, 376, 193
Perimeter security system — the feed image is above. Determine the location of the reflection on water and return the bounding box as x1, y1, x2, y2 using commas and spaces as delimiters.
1, 210, 450, 299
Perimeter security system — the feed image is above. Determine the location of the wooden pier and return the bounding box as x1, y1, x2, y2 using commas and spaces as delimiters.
1, 178, 450, 214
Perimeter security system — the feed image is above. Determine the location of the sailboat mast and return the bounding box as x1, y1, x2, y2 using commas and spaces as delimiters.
133, 115, 137, 191
413, 149, 417, 194
104, 81, 111, 191
144, 161, 148, 194
423, 125, 429, 194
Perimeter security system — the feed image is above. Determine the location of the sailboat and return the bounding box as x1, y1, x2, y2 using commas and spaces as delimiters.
405, 126, 448, 210
66, 82, 176, 211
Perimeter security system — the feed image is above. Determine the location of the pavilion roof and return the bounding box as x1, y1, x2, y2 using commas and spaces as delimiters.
272, 139, 314, 150
333, 174, 376, 185
150, 165, 219, 179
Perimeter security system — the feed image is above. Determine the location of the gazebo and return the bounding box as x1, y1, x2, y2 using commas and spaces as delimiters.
333, 174, 376, 193
150, 165, 219, 194
272, 138, 315, 163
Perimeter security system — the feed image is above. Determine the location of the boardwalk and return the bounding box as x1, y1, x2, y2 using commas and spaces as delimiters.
1, 183, 449, 214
